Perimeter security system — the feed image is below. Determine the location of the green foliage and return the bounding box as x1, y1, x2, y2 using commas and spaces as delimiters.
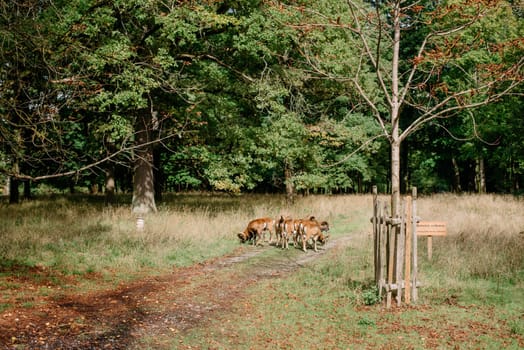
357, 317, 376, 327
1, 0, 522, 198
410, 149, 451, 193
362, 286, 380, 306
94, 114, 134, 144
204, 154, 256, 193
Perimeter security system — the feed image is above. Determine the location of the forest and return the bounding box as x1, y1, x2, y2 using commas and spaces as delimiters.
1, 0, 523, 212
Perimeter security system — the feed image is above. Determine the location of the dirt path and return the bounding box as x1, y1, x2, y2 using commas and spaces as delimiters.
0, 236, 352, 349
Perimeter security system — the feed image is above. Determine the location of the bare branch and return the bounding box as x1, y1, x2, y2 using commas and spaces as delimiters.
4, 130, 184, 182
320, 133, 386, 168
351, 77, 389, 138
346, 0, 393, 108
432, 110, 500, 146
400, 68, 523, 141
398, 2, 491, 113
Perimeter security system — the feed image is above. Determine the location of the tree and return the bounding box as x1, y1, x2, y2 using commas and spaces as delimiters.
2, 0, 521, 203
54, 0, 273, 211
1, 0, 257, 211
231, 2, 386, 198
284, 0, 523, 216
0, 0, 67, 203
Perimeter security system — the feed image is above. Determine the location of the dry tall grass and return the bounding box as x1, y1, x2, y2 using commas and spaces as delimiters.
416, 194, 524, 280
1, 193, 522, 284
0, 194, 372, 275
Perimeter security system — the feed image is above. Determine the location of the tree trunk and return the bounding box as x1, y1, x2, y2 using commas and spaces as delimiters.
390, 1, 402, 219
512, 158, 520, 193
9, 160, 20, 204
9, 177, 19, 204
401, 138, 409, 194
387, 2, 402, 308
476, 157, 486, 194
391, 140, 401, 218
23, 180, 31, 200
132, 113, 157, 214
284, 161, 294, 204
451, 157, 462, 192
153, 146, 163, 202
105, 166, 116, 205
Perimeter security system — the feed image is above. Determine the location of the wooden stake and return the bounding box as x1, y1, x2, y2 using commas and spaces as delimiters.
396, 199, 405, 307
386, 223, 393, 309
380, 202, 388, 299
373, 186, 379, 285
412, 187, 418, 302
404, 195, 412, 304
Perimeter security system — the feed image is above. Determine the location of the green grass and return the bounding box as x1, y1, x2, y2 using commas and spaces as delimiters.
0, 195, 244, 278
169, 241, 523, 349
1, 193, 523, 349
0, 193, 370, 279
143, 193, 522, 350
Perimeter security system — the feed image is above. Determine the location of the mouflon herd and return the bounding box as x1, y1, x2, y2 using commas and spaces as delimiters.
237, 216, 330, 252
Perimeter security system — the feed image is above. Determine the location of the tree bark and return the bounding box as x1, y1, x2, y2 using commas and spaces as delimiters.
132, 113, 157, 214
105, 165, 116, 205
451, 157, 462, 193
511, 158, 520, 192
284, 161, 294, 204
401, 138, 409, 194
9, 160, 20, 204
153, 146, 163, 202
390, 1, 402, 219
9, 177, 19, 204
476, 157, 486, 194
23, 180, 31, 200
391, 139, 401, 217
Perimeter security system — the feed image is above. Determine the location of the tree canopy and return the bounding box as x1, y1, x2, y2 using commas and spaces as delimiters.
1, 0, 522, 209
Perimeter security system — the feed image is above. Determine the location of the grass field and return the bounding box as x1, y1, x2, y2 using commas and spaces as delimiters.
157, 193, 524, 349
1, 192, 523, 348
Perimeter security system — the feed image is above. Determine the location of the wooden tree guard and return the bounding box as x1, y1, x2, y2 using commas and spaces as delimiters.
404, 195, 412, 304
411, 188, 418, 302
372, 186, 420, 308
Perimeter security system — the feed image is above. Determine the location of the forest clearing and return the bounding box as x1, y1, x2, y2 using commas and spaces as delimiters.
2, 1, 523, 347
0, 193, 522, 349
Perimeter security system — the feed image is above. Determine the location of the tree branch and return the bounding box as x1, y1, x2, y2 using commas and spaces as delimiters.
2, 130, 183, 182
321, 133, 386, 168
400, 58, 524, 141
